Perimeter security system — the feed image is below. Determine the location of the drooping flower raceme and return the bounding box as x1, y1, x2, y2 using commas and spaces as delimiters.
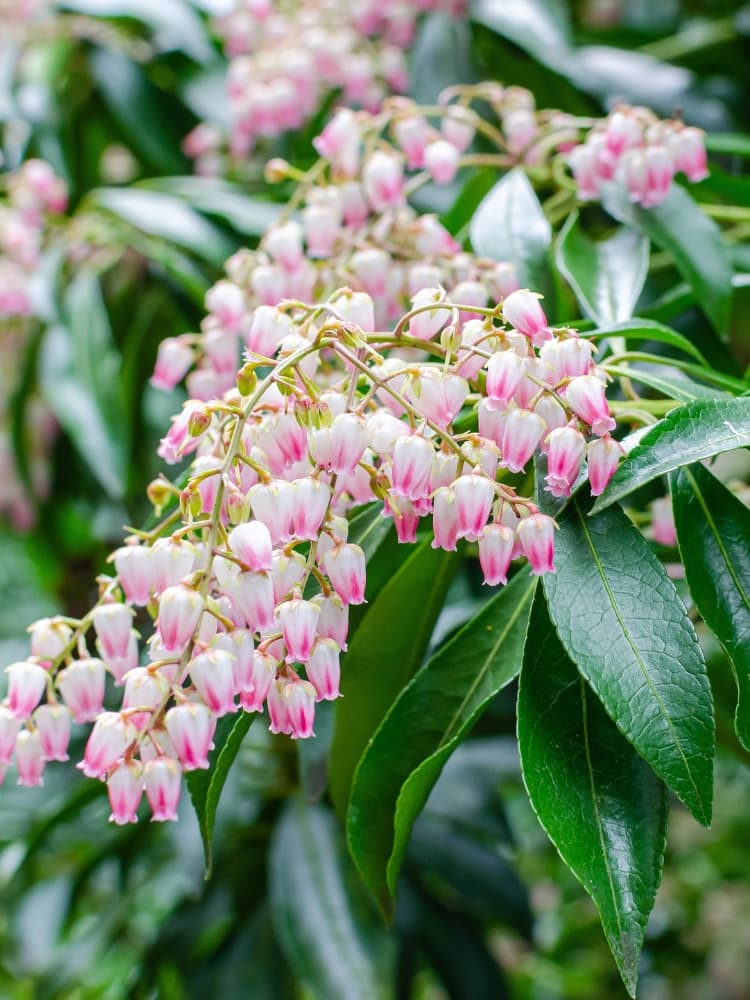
2, 279, 620, 820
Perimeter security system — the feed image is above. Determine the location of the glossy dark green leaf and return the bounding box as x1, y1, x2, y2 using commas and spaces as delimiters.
140, 176, 282, 237
544, 499, 714, 824
556, 214, 649, 326
604, 366, 728, 403
469, 167, 551, 290
92, 187, 234, 264
269, 799, 395, 1000
592, 397, 750, 513
347, 573, 535, 912
89, 49, 188, 174
185, 711, 254, 876
519, 588, 668, 997
604, 183, 732, 338
671, 464, 750, 750
328, 541, 457, 818
590, 319, 708, 364
471, 0, 572, 70
566, 46, 691, 113
39, 300, 127, 500
409, 11, 476, 106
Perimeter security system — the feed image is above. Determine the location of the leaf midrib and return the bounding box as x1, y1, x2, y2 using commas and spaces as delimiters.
575, 502, 707, 821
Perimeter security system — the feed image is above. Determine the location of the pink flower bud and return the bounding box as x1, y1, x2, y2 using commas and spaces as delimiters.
478, 398, 507, 447
250, 264, 286, 306
603, 110, 642, 157
277, 598, 321, 663
670, 126, 708, 183
565, 375, 616, 436
540, 335, 593, 383
33, 703, 71, 761
104, 633, 139, 686
289, 478, 331, 541
414, 215, 460, 256
313, 595, 349, 651
248, 480, 293, 545
568, 144, 600, 201
246, 305, 294, 358
587, 435, 622, 496
229, 521, 273, 572
0, 706, 21, 765
29, 618, 72, 660
306, 639, 341, 701
57, 657, 106, 723
264, 221, 304, 273
392, 435, 434, 501
534, 393, 568, 435
93, 603, 135, 662
651, 496, 676, 547
388, 494, 420, 543
478, 523, 515, 586
282, 676, 317, 738
454, 473, 495, 542
327, 413, 367, 476
313, 109, 361, 177
324, 543, 366, 606
442, 107, 474, 152
642, 145, 674, 208
500, 408, 546, 473
122, 667, 169, 730
350, 248, 390, 298
165, 702, 216, 770
157, 402, 207, 465
267, 679, 291, 735
545, 426, 586, 497
189, 649, 237, 717
271, 551, 306, 604
431, 487, 458, 551
5, 660, 48, 719
151, 538, 197, 595
393, 115, 430, 168
502, 290, 550, 344
151, 338, 193, 390
78, 712, 136, 779
517, 514, 557, 575
409, 287, 449, 341
144, 757, 182, 822
335, 290, 376, 333
239, 649, 278, 712
157, 586, 204, 655
107, 761, 143, 825
15, 729, 45, 787
229, 571, 276, 633
424, 139, 460, 184
302, 200, 342, 258
407, 370, 468, 429
486, 350, 526, 407
362, 151, 405, 212
113, 544, 153, 606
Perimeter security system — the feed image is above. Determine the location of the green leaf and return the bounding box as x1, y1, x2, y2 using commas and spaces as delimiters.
347, 573, 535, 913
328, 541, 457, 819
60, 0, 215, 62
269, 799, 395, 1000
604, 183, 733, 338
471, 0, 572, 70
91, 187, 234, 264
518, 588, 668, 997
705, 132, 750, 157
671, 464, 750, 751
185, 711, 254, 876
469, 167, 552, 290
88, 49, 189, 174
139, 176, 282, 237
39, 303, 127, 500
604, 366, 728, 403
566, 46, 691, 113
409, 12, 477, 106
543, 499, 714, 824
556, 213, 649, 326
592, 397, 750, 513
590, 319, 708, 364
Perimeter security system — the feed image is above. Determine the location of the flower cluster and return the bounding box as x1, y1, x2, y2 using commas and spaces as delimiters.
0, 159, 67, 528
568, 104, 708, 207
2, 278, 621, 822
183, 0, 465, 172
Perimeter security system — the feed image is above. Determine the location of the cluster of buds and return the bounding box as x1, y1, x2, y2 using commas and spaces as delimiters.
160, 94, 524, 400
183, 0, 466, 172
0, 159, 67, 528
2, 278, 622, 822
568, 104, 708, 207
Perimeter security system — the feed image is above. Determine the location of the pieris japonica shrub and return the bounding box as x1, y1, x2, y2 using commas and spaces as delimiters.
2, 3, 750, 997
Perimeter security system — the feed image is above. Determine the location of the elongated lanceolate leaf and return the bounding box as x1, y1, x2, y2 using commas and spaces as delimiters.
328, 542, 457, 817
590, 318, 708, 364
469, 167, 551, 290
519, 589, 667, 997
139, 176, 282, 237
347, 573, 536, 913
186, 711, 255, 875
556, 213, 649, 326
592, 397, 750, 513
269, 800, 395, 1000
544, 499, 714, 824
671, 464, 750, 750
